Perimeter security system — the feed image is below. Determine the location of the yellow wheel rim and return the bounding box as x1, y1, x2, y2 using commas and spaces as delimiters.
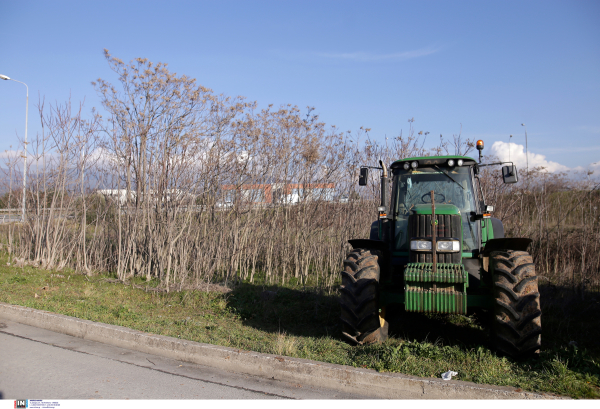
379, 306, 387, 328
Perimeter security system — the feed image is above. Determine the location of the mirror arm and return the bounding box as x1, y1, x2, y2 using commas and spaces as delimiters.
474, 173, 486, 212
478, 161, 515, 167
379, 160, 388, 212
359, 164, 386, 186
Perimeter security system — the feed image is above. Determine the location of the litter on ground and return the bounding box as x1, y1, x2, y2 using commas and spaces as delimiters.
441, 370, 458, 381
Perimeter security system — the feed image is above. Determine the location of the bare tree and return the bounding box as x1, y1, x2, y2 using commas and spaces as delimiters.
2, 53, 597, 295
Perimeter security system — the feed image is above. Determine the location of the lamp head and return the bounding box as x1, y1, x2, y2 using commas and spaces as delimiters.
476, 139, 484, 163
0, 74, 10, 80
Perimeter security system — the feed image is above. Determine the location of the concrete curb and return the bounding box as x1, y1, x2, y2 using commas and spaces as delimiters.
0, 302, 558, 399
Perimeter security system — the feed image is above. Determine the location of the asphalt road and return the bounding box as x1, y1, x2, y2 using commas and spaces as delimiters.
0, 319, 366, 400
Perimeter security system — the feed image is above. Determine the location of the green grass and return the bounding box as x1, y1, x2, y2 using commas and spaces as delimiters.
0, 255, 598, 398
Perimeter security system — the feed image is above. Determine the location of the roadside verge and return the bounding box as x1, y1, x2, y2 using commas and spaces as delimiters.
0, 302, 559, 399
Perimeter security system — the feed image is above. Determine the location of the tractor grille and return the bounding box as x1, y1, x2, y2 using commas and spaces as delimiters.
409, 213, 461, 264
404, 262, 468, 314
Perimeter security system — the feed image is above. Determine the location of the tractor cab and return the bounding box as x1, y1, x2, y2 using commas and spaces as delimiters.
390, 156, 481, 254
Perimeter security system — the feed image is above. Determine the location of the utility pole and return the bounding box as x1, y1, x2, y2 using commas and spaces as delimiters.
0, 74, 28, 222
521, 123, 528, 173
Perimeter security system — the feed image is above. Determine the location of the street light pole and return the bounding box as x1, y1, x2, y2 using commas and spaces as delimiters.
521, 123, 528, 173
509, 135, 513, 162
1, 74, 28, 222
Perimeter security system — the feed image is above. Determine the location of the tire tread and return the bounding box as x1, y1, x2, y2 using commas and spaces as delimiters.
340, 248, 387, 345
490, 249, 542, 360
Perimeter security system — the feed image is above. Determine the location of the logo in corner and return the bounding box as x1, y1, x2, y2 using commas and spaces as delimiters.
15, 400, 28, 408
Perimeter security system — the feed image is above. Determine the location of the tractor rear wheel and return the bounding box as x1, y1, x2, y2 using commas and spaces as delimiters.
340, 248, 388, 344
490, 250, 542, 359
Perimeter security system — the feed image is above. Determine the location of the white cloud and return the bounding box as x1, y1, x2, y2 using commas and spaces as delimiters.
0, 149, 24, 160
490, 141, 569, 173
572, 161, 600, 175
490, 141, 600, 179
0, 149, 48, 168
532, 145, 600, 154
315, 47, 440, 62
575, 125, 600, 134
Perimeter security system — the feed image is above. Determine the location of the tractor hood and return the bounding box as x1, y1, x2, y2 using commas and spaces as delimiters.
411, 204, 460, 215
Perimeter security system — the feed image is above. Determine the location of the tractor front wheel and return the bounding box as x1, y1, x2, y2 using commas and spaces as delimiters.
490, 250, 542, 359
340, 248, 388, 344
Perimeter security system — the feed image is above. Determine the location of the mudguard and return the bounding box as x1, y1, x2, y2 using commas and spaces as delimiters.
369, 220, 379, 240
490, 217, 505, 239
483, 237, 532, 255
348, 239, 387, 253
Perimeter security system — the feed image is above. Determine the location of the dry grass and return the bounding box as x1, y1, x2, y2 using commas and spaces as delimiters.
1, 52, 597, 294
274, 331, 299, 357
1, 258, 598, 398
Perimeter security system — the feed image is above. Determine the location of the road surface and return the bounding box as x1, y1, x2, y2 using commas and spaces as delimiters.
0, 318, 367, 399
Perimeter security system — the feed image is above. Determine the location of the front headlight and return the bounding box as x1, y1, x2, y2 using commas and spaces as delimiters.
411, 240, 460, 251
410, 240, 432, 250
436, 240, 461, 252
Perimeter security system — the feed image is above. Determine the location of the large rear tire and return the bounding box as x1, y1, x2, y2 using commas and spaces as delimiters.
340, 248, 388, 344
490, 250, 542, 359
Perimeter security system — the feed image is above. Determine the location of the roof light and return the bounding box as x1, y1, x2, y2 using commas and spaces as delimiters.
457, 159, 463, 166
411, 161, 418, 169
476, 140, 484, 150
447, 159, 455, 167
403, 162, 410, 170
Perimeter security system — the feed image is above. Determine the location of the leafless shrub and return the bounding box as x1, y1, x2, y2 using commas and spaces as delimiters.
1, 52, 597, 295
480, 161, 600, 293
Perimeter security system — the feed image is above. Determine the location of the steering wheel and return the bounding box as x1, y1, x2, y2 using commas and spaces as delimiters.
421, 192, 446, 203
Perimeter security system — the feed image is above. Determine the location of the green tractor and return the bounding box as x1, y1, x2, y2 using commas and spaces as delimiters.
340, 140, 542, 359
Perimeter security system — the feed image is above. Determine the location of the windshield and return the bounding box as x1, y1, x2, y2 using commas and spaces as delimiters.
392, 166, 480, 252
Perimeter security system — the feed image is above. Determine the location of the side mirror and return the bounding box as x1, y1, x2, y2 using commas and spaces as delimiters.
358, 167, 369, 186
502, 165, 518, 184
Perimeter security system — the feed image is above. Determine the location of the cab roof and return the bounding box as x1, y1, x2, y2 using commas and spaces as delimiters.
390, 155, 477, 169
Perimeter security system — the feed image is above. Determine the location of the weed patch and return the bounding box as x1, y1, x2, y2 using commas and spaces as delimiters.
0, 257, 598, 398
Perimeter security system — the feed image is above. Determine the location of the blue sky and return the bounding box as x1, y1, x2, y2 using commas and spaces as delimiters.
1, 0, 599, 173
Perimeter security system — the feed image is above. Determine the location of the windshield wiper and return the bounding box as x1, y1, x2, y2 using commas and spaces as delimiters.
433, 165, 465, 190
